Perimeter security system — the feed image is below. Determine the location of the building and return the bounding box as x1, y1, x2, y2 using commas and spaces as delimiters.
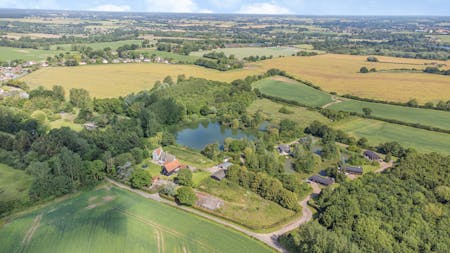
211, 169, 227, 181
277, 144, 291, 155
152, 147, 176, 164
344, 166, 363, 175
83, 122, 97, 131
218, 162, 233, 170
308, 175, 335, 186
364, 150, 381, 161
162, 160, 184, 176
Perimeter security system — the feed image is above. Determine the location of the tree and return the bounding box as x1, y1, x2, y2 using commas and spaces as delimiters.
362, 107, 372, 117
175, 169, 193, 186
52, 85, 65, 101
201, 143, 220, 160
357, 137, 368, 148
163, 76, 174, 85
406, 99, 419, 107
161, 131, 175, 146
360, 66, 369, 73
176, 186, 196, 206
367, 56, 379, 62
69, 88, 91, 109
130, 169, 151, 189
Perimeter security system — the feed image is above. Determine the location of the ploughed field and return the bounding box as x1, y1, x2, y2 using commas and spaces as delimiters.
0, 186, 273, 253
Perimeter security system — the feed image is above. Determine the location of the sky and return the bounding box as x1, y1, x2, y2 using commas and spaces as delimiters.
0, 0, 449, 16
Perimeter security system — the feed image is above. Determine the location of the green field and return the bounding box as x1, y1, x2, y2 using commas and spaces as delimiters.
247, 99, 329, 128
252, 77, 333, 107
136, 49, 200, 63
52, 40, 144, 51
333, 118, 450, 155
0, 163, 33, 202
0, 46, 60, 61
0, 185, 273, 253
329, 99, 450, 131
191, 47, 299, 59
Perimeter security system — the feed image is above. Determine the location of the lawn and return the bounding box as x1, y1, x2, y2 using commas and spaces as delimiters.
333, 117, 450, 155
0, 163, 33, 203
164, 145, 216, 169
0, 46, 61, 61
252, 76, 333, 107
0, 185, 273, 253
329, 99, 450, 131
198, 178, 297, 230
191, 47, 300, 59
247, 99, 329, 128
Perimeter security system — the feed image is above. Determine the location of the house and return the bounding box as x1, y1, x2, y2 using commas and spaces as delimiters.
218, 162, 233, 170
344, 166, 363, 175
162, 160, 184, 176
308, 175, 335, 186
152, 147, 176, 164
364, 150, 381, 161
83, 122, 97, 131
211, 169, 227, 181
277, 144, 291, 155
152, 147, 164, 161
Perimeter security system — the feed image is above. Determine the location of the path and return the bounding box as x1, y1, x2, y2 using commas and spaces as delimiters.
322, 95, 343, 109
106, 178, 320, 253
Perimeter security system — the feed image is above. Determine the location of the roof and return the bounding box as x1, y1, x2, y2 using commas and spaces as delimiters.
218, 162, 233, 169
278, 144, 290, 153
154, 148, 162, 156
164, 160, 181, 173
364, 150, 380, 160
160, 152, 176, 162
309, 175, 335, 186
344, 166, 363, 174
211, 169, 227, 180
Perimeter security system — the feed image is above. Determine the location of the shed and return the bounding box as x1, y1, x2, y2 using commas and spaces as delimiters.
211, 169, 227, 181
218, 162, 233, 169
277, 144, 291, 155
344, 166, 363, 175
364, 150, 381, 161
309, 175, 335, 186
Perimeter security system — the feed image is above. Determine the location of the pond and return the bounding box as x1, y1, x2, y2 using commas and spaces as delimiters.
172, 120, 255, 150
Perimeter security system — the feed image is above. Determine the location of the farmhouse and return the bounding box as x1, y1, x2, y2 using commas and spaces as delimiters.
343, 166, 363, 175
309, 175, 335, 186
277, 144, 291, 155
211, 169, 227, 181
152, 147, 176, 164
162, 160, 184, 176
364, 150, 381, 161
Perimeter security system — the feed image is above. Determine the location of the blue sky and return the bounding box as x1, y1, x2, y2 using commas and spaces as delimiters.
0, 0, 449, 15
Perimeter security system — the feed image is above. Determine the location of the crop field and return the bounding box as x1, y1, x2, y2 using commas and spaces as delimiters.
20, 63, 260, 98
0, 163, 33, 202
252, 76, 333, 107
333, 118, 450, 155
329, 99, 450, 131
256, 54, 450, 103
0, 186, 273, 253
0, 46, 61, 61
247, 99, 329, 128
191, 47, 300, 59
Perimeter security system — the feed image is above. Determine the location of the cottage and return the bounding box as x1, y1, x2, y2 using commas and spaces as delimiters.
364, 150, 381, 161
308, 175, 335, 186
218, 162, 233, 170
344, 166, 363, 175
211, 169, 227, 181
277, 144, 291, 155
162, 160, 183, 176
152, 147, 176, 164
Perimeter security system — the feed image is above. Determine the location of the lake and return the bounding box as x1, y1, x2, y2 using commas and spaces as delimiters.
173, 120, 255, 150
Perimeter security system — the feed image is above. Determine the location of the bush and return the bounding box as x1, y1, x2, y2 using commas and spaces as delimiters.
176, 186, 196, 206
360, 66, 369, 73
130, 169, 152, 189
175, 169, 193, 186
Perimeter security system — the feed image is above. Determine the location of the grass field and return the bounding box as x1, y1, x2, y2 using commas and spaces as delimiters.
256, 54, 450, 103
252, 76, 333, 107
0, 163, 33, 203
136, 49, 200, 63
329, 99, 450, 131
198, 179, 296, 229
20, 63, 260, 98
191, 47, 299, 59
247, 99, 329, 128
333, 118, 450, 155
0, 185, 273, 253
52, 40, 144, 51
165, 145, 216, 169
0, 46, 60, 61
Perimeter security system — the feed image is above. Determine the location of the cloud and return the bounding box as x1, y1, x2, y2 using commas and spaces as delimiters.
92, 4, 131, 12
146, 0, 197, 13
238, 2, 293, 14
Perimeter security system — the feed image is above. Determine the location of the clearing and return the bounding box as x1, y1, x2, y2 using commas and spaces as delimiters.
0, 186, 273, 253
0, 163, 33, 203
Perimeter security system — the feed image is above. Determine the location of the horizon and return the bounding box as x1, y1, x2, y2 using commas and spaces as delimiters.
0, 0, 449, 16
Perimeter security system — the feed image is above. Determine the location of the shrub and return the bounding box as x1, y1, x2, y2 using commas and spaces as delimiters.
176, 186, 197, 206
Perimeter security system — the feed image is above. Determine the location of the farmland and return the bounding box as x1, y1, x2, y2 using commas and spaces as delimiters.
136, 49, 200, 63
0, 186, 273, 253
332, 118, 450, 155
329, 99, 450, 131
0, 46, 61, 61
252, 76, 333, 107
51, 40, 145, 51
191, 47, 300, 59
0, 163, 33, 203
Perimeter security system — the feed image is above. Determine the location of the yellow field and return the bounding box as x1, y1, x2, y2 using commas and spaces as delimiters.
256, 54, 450, 103
21, 64, 260, 98
21, 54, 450, 102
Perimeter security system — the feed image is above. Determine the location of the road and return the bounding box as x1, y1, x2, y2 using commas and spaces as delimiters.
106, 178, 320, 252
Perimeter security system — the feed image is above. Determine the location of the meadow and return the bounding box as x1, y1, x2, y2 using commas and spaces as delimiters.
247, 99, 329, 128
51, 40, 145, 51
136, 49, 200, 63
190, 47, 300, 59
333, 118, 450, 155
0, 186, 273, 253
329, 99, 450, 131
252, 76, 333, 107
0, 46, 60, 61
0, 163, 33, 203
